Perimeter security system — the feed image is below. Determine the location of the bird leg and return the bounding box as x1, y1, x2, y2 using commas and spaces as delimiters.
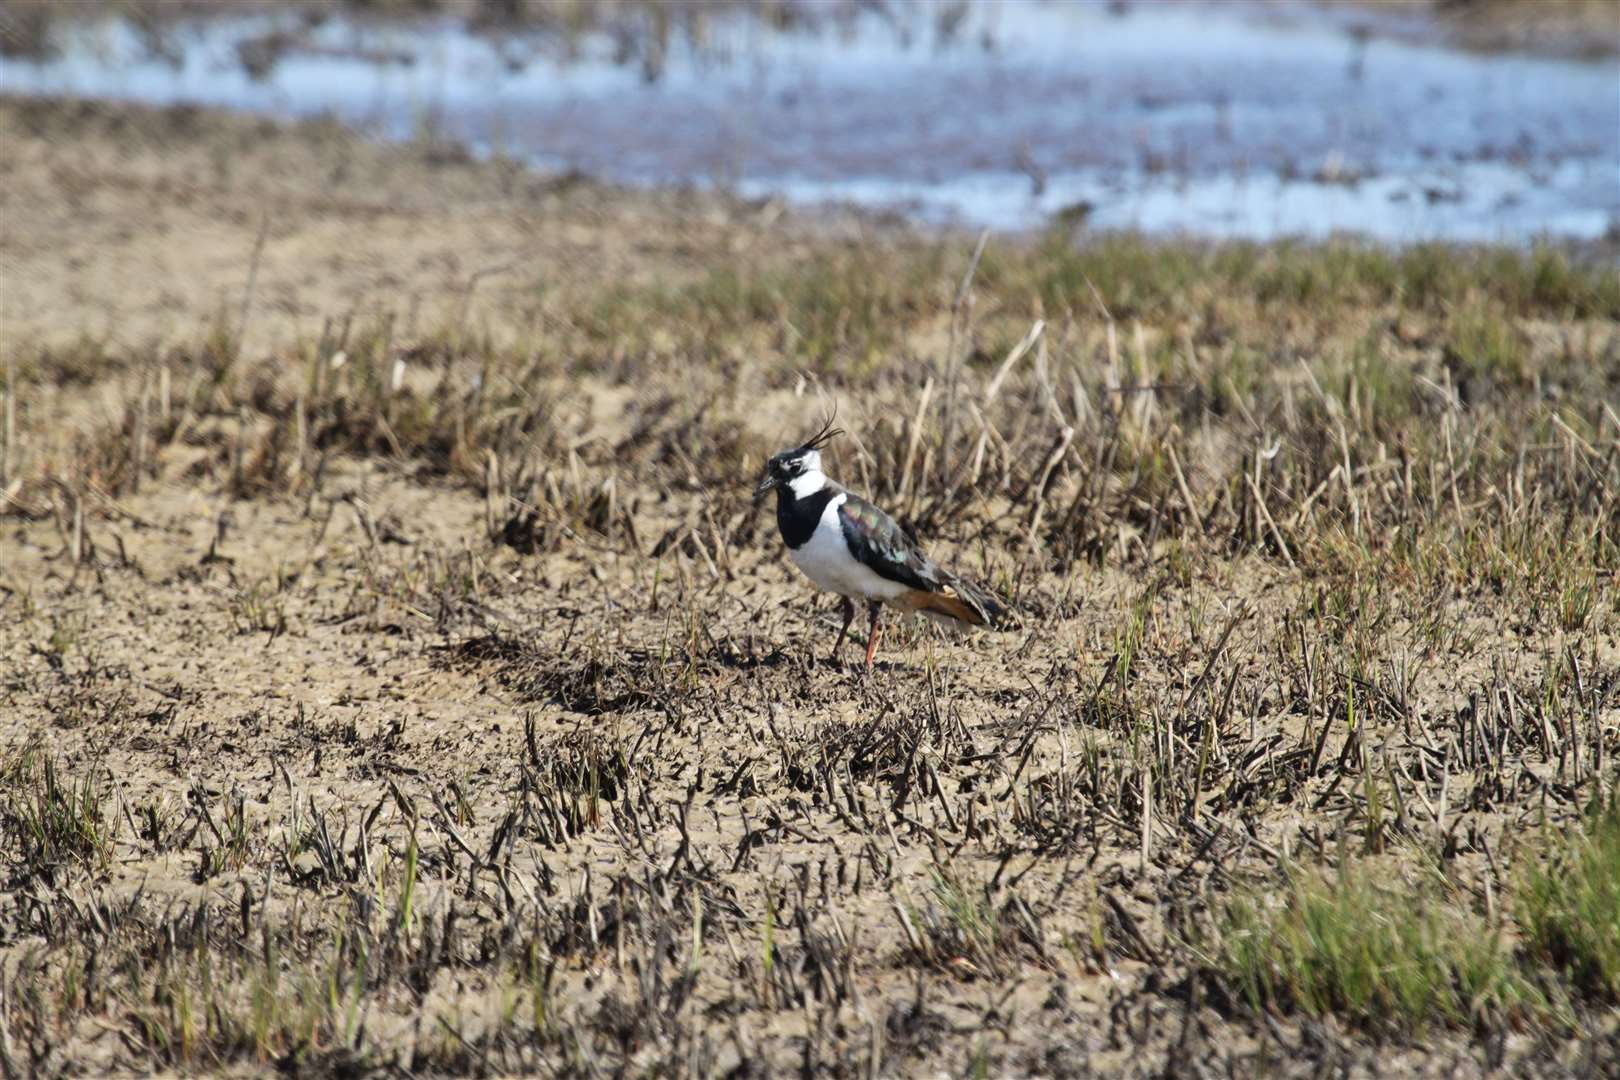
829, 595, 857, 664
863, 600, 883, 672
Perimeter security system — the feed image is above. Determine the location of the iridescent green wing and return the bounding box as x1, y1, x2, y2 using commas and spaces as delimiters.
837, 494, 943, 593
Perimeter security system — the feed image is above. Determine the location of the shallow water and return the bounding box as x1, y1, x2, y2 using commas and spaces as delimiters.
4, 0, 1616, 243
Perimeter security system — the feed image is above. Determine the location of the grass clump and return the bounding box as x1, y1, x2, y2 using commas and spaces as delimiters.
0, 747, 114, 881
1521, 797, 1620, 1003
1217, 861, 1546, 1030
1445, 298, 1529, 389
587, 245, 946, 367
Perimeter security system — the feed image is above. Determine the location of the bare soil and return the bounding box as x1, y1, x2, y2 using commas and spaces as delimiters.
1, 96, 1617, 1077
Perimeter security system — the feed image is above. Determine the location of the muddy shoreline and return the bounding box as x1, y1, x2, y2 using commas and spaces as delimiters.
0, 93, 900, 355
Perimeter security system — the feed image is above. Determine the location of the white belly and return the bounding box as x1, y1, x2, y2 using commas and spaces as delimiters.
789, 494, 911, 602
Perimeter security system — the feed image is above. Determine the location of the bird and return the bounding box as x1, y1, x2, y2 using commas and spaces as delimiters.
754, 418, 1007, 671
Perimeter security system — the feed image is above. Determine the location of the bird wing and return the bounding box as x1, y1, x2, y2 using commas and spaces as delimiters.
838, 493, 1009, 629
836, 493, 943, 594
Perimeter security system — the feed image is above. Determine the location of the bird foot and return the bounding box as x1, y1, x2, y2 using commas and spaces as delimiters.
819, 651, 877, 676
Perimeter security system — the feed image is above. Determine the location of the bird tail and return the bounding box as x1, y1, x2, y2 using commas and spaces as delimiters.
916, 574, 1010, 630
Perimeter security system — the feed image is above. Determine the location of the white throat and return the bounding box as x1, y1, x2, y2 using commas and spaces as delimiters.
788, 467, 828, 500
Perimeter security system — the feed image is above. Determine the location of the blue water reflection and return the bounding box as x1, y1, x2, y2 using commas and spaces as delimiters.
3, 1, 1615, 243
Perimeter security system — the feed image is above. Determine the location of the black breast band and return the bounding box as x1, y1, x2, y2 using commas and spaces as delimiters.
775, 486, 838, 549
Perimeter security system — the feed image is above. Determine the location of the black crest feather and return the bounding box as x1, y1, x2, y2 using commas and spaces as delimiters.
799, 410, 843, 452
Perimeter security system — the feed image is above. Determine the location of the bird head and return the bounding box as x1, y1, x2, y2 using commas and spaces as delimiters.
753, 415, 842, 502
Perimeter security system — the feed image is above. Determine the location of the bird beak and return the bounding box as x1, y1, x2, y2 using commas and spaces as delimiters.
753, 473, 779, 504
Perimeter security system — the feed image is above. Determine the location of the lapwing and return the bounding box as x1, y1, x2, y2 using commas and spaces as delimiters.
754, 419, 1007, 671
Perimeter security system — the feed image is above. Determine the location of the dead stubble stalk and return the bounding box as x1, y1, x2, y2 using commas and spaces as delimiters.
939, 229, 990, 490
